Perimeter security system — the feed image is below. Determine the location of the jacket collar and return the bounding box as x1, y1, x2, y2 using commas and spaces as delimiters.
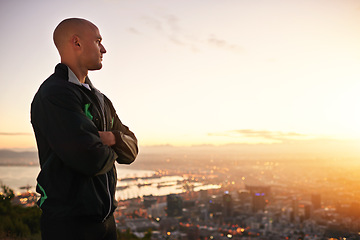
56, 63, 106, 113
65, 65, 93, 88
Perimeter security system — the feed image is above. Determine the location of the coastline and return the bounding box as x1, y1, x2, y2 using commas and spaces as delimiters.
0, 165, 221, 202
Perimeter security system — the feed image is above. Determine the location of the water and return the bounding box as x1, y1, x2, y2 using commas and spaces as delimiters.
0, 165, 41, 194
0, 165, 154, 197
0, 166, 221, 200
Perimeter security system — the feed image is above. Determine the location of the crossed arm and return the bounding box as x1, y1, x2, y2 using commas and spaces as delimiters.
98, 131, 116, 146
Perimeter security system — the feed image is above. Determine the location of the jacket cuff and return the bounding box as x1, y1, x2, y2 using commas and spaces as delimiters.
113, 131, 122, 146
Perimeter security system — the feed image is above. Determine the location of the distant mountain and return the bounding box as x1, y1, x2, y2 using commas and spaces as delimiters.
1, 137, 360, 167
0, 149, 38, 166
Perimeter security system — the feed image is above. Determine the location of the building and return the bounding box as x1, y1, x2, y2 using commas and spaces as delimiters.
246, 185, 271, 213
167, 194, 183, 217
143, 195, 158, 209
311, 194, 321, 210
223, 191, 233, 217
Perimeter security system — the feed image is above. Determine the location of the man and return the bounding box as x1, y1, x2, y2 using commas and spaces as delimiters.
31, 18, 138, 240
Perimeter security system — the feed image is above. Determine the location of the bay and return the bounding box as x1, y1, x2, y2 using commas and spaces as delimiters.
0, 166, 220, 201
0, 165, 154, 197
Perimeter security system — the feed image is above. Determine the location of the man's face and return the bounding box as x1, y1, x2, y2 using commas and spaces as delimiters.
79, 25, 107, 71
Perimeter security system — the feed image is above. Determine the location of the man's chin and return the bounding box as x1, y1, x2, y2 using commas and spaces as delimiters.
89, 64, 103, 71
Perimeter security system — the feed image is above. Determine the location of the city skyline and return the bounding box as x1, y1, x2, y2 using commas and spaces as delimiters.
1, 0, 360, 152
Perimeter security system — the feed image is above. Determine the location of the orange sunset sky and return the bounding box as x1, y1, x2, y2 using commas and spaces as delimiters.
1, 0, 360, 156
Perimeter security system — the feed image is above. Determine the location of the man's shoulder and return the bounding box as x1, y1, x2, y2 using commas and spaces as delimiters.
103, 94, 116, 110
38, 69, 80, 98
37, 76, 67, 98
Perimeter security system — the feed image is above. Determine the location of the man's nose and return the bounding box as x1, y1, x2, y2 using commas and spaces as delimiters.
100, 44, 106, 53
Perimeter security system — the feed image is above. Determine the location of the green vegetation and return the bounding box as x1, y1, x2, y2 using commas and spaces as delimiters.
117, 229, 152, 240
0, 185, 41, 240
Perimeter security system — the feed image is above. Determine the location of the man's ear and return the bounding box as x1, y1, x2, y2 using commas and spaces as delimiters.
72, 35, 81, 48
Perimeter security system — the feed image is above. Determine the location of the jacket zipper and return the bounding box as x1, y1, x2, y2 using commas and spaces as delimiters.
103, 172, 112, 222
99, 96, 111, 222
84, 86, 112, 222
98, 97, 112, 222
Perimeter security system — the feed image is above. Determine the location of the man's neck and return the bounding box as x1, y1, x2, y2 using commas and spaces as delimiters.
71, 67, 87, 83
61, 61, 87, 83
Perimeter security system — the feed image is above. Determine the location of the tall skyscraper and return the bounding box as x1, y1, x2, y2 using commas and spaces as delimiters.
311, 194, 321, 210
246, 185, 271, 213
166, 194, 183, 217
304, 204, 311, 220
223, 191, 233, 217
292, 197, 299, 220
143, 195, 157, 209
199, 190, 209, 203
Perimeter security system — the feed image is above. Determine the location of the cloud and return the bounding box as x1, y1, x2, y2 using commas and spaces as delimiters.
143, 14, 181, 33
141, 14, 198, 51
207, 35, 243, 53
127, 27, 141, 35
0, 132, 32, 136
141, 16, 163, 32
168, 35, 186, 46
209, 129, 310, 142
162, 14, 181, 32
141, 14, 243, 53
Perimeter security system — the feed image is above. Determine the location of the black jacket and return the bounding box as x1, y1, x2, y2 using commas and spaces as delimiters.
31, 63, 138, 222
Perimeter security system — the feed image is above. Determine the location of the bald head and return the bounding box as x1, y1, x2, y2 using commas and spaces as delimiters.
53, 18, 98, 53
52, 18, 106, 82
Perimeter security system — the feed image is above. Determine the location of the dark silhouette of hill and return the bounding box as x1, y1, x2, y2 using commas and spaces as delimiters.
1, 138, 360, 167
0, 149, 38, 166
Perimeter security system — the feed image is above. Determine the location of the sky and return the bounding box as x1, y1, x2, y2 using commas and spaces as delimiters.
1, 0, 360, 151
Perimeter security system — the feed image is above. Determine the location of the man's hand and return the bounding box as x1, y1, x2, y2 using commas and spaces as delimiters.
98, 131, 116, 146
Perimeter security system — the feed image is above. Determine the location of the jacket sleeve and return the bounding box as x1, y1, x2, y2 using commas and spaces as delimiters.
32, 84, 117, 177
111, 113, 138, 165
